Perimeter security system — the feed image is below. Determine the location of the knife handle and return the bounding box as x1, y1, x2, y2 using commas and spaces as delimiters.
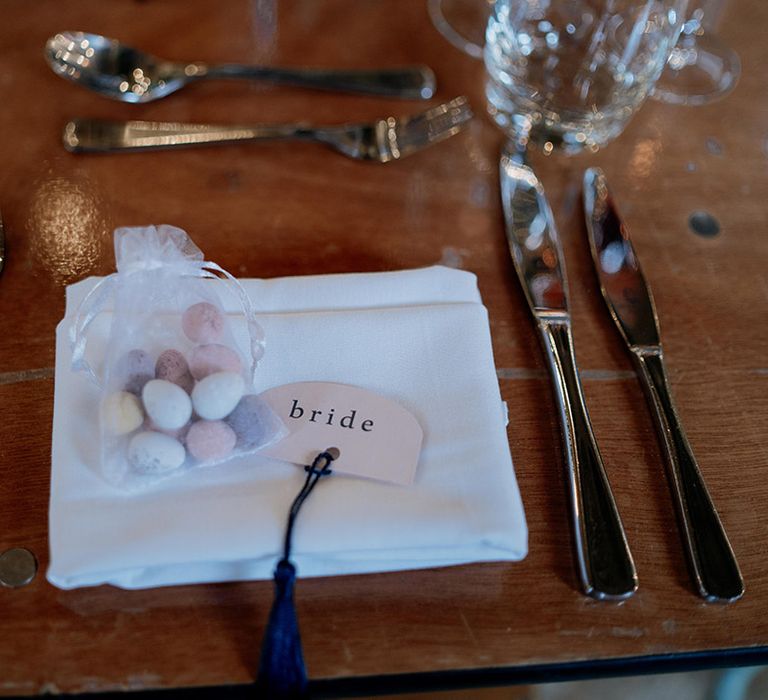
632, 349, 744, 602
539, 318, 638, 600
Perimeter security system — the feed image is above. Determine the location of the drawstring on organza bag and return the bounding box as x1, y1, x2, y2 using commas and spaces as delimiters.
69, 225, 283, 491
71, 226, 265, 387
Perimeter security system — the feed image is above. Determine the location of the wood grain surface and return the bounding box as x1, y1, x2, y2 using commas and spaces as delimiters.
0, 0, 766, 695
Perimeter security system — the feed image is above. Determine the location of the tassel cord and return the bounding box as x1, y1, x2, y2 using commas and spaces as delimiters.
257, 449, 338, 697
282, 451, 335, 563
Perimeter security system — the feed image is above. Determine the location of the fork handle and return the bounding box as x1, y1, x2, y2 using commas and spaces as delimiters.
193, 64, 436, 100
63, 119, 323, 152
540, 318, 638, 600
632, 349, 744, 602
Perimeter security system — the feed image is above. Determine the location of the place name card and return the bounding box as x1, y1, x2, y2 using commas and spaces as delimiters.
259, 382, 423, 485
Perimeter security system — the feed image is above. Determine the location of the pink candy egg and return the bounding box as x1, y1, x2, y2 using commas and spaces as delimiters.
182, 302, 224, 343
155, 349, 194, 393
189, 344, 242, 380
186, 420, 236, 462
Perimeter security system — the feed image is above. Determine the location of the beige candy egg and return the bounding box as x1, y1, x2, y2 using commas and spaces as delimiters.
101, 391, 144, 435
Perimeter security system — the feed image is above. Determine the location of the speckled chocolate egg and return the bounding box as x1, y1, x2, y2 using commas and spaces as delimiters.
186, 420, 237, 462
191, 371, 244, 420
189, 343, 242, 380
182, 302, 224, 343
155, 349, 194, 393
101, 391, 144, 435
226, 394, 278, 450
142, 379, 193, 430
128, 431, 186, 474
116, 349, 154, 395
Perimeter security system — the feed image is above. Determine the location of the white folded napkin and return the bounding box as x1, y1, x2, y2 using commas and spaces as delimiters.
48, 266, 527, 589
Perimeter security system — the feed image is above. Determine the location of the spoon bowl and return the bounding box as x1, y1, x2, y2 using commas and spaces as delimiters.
45, 31, 436, 102
46, 32, 191, 103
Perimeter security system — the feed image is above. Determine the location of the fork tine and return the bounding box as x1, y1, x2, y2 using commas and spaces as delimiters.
388, 96, 473, 160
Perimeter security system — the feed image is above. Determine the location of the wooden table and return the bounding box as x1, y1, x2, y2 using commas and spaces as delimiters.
1, 0, 766, 695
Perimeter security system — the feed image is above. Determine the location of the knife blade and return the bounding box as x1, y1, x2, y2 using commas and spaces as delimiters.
583, 166, 744, 602
500, 149, 637, 600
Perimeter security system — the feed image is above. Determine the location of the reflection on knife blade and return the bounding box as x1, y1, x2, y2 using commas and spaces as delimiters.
500, 155, 568, 314
583, 166, 744, 603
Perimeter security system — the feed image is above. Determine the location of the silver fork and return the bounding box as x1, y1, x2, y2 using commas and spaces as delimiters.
63, 96, 473, 162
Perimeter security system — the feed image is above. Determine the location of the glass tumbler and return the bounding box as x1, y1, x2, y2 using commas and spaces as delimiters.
485, 0, 689, 154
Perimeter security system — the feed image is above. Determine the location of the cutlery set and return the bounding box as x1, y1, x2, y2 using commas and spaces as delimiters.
45, 28, 742, 603
46, 30, 469, 160
501, 150, 743, 602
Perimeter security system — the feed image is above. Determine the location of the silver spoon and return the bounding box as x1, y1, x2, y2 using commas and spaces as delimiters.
45, 31, 436, 103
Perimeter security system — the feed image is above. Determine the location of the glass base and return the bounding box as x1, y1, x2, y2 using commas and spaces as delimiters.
486, 80, 616, 156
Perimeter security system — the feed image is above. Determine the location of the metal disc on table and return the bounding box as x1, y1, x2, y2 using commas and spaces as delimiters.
0, 548, 38, 588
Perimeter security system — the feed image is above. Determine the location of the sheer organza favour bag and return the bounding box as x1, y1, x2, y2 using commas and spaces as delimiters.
70, 225, 284, 491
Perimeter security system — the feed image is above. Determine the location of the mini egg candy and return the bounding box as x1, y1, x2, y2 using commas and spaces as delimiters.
116, 349, 154, 395
101, 391, 144, 435
128, 431, 186, 474
191, 371, 244, 420
142, 379, 193, 430
189, 343, 242, 380
155, 349, 194, 393
226, 394, 276, 450
182, 302, 224, 344
186, 420, 237, 462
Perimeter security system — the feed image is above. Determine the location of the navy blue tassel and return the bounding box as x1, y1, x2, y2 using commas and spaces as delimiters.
257, 449, 337, 698
257, 559, 307, 698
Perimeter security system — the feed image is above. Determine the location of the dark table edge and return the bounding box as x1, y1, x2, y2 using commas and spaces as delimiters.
19, 645, 768, 699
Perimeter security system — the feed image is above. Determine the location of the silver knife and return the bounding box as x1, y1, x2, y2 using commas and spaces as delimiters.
583, 167, 744, 603
500, 149, 637, 600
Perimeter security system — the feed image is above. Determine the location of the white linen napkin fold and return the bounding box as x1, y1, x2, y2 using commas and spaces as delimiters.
48, 266, 527, 589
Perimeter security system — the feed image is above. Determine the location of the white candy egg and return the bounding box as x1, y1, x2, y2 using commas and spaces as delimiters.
192, 371, 245, 420
142, 379, 193, 430
101, 391, 144, 435
128, 431, 186, 474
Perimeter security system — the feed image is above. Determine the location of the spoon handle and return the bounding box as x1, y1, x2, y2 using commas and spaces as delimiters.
193, 63, 436, 99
